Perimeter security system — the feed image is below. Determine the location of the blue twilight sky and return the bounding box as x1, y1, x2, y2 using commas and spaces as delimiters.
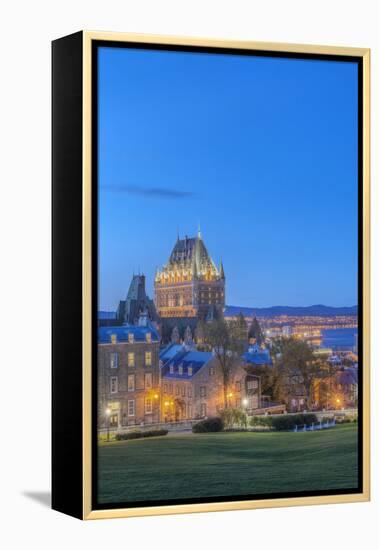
98, 46, 358, 311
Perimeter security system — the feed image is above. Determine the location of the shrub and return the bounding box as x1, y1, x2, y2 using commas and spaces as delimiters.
115, 429, 168, 441
192, 417, 224, 433
220, 408, 248, 429
249, 416, 274, 428
335, 414, 357, 424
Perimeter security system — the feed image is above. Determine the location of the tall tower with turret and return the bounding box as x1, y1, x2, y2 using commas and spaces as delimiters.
154, 230, 225, 320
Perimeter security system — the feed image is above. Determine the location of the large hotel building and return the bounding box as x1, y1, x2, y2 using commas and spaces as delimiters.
154, 230, 225, 321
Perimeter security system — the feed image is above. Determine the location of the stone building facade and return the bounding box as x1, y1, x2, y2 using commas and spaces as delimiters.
154, 230, 225, 322
98, 322, 161, 429
159, 345, 261, 421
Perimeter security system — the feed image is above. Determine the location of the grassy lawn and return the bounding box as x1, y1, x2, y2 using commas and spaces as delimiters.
97, 424, 358, 504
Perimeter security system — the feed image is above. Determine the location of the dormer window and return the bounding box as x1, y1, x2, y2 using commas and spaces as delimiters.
128, 332, 134, 344
111, 334, 117, 344
178, 365, 183, 375
188, 366, 193, 376
169, 365, 174, 374
146, 332, 152, 343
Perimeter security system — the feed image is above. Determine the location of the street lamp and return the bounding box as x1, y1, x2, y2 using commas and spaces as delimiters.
105, 407, 111, 442
242, 398, 248, 408
153, 392, 160, 423
228, 392, 233, 408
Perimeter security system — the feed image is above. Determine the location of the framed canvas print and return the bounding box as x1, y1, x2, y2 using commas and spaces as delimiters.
52, 31, 370, 520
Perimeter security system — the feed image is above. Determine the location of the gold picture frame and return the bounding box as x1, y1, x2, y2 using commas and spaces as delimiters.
52, 31, 370, 520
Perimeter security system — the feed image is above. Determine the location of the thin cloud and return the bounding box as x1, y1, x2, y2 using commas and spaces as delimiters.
102, 184, 195, 200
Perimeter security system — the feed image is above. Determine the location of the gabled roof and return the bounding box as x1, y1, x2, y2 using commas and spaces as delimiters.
159, 343, 184, 362
98, 324, 160, 344
160, 347, 213, 379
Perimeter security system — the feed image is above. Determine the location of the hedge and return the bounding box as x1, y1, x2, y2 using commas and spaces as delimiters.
192, 417, 224, 433
250, 413, 318, 431
270, 413, 318, 431
115, 429, 168, 441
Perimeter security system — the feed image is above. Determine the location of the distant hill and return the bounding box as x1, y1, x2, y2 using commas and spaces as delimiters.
99, 305, 358, 320
224, 304, 358, 318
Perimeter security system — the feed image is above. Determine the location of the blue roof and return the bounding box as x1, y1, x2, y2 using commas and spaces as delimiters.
161, 348, 213, 379
98, 324, 160, 344
242, 350, 272, 366
159, 344, 184, 362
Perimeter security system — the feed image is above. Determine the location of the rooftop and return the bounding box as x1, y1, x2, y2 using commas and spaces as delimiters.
98, 324, 160, 344
160, 345, 213, 379
156, 231, 224, 281
242, 348, 272, 366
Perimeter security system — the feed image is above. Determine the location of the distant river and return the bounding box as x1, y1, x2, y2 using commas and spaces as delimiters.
321, 327, 358, 351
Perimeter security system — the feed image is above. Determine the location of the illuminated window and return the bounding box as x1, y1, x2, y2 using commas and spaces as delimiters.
110, 376, 118, 394
146, 332, 152, 343
145, 351, 152, 366
145, 398, 152, 414
200, 403, 207, 417
128, 332, 134, 344
247, 379, 258, 390
110, 352, 118, 369
178, 365, 183, 375
188, 366, 193, 376
128, 400, 135, 416
128, 352, 135, 367
145, 373, 152, 389
111, 334, 117, 344
128, 374, 135, 392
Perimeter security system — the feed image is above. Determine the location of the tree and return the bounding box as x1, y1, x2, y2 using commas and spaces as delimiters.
273, 337, 326, 410
248, 317, 264, 345
235, 313, 248, 342
245, 363, 284, 403
202, 318, 244, 408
